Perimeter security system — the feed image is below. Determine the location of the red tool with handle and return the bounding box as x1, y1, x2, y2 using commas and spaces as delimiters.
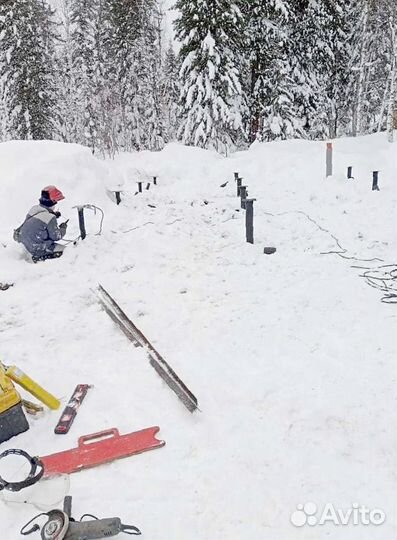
40, 427, 165, 477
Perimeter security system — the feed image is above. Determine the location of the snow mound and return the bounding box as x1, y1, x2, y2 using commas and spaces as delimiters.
0, 140, 122, 234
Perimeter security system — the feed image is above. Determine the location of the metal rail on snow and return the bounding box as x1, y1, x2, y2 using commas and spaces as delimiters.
97, 284, 199, 413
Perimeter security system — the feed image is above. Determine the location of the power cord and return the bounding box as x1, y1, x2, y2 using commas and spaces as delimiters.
359, 265, 397, 304
262, 209, 394, 303
262, 209, 384, 263
69, 204, 105, 241
0, 449, 44, 492
83, 204, 105, 235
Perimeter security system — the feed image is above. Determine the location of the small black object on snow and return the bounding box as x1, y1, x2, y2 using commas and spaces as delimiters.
0, 283, 14, 291
263, 247, 277, 255
220, 181, 228, 188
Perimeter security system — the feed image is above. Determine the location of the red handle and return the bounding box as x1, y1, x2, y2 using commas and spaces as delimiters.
78, 428, 120, 447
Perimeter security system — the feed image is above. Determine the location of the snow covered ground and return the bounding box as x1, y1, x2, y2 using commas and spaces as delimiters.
0, 134, 396, 539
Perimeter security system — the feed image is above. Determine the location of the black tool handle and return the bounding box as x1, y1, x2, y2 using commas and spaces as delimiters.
63, 496, 72, 517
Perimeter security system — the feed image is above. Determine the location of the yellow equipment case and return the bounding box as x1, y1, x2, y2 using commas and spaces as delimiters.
0, 364, 29, 444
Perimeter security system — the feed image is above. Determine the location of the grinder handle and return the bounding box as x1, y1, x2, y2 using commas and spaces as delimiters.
67, 518, 122, 539
66, 518, 142, 538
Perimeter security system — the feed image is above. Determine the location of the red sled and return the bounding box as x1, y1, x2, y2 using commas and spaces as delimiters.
41, 427, 165, 477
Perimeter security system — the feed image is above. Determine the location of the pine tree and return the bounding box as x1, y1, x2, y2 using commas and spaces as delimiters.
287, 0, 327, 139
286, 0, 353, 139
174, 0, 245, 153
325, 0, 354, 137
101, 0, 159, 151
348, 0, 373, 136
92, 0, 120, 157
0, 77, 7, 141
242, 0, 273, 142
142, 3, 166, 151
381, 0, 397, 141
0, 0, 59, 140
243, 0, 306, 142
69, 0, 100, 153
57, 0, 79, 143
371, 3, 392, 133
2, 0, 394, 151
161, 42, 181, 142
343, 0, 397, 138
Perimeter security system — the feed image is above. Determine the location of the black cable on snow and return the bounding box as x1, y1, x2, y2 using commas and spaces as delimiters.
262, 209, 395, 304
0, 449, 44, 492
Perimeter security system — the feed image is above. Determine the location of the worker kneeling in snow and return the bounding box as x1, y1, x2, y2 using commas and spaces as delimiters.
15, 186, 68, 262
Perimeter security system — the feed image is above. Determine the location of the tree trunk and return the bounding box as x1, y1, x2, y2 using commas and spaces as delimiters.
352, 5, 369, 137
387, 18, 397, 142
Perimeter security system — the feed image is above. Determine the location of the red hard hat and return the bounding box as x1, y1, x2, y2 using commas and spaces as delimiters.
41, 185, 65, 203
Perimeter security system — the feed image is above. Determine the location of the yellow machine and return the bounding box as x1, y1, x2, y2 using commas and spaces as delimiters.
0, 362, 59, 443
0, 364, 29, 443
0, 364, 21, 414
5, 365, 60, 410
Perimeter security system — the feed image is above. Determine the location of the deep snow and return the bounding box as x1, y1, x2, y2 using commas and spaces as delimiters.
0, 134, 396, 540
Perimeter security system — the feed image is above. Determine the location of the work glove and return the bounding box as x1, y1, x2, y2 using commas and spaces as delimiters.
59, 222, 68, 237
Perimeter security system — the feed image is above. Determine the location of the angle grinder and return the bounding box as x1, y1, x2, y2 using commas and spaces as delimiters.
20, 496, 141, 539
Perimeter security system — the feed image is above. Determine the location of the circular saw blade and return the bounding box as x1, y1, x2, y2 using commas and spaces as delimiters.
41, 510, 69, 540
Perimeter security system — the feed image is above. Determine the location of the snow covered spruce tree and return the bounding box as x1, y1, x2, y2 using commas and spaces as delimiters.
241, 0, 271, 143
57, 0, 118, 156
381, 0, 397, 141
144, 4, 167, 151
161, 42, 181, 142
101, 0, 161, 152
328, 1, 354, 137
57, 0, 78, 144
275, 0, 353, 140
68, 0, 101, 153
347, 0, 378, 136
174, 0, 245, 153
307, 0, 353, 138
0, 0, 58, 140
342, 0, 397, 138
0, 74, 7, 141
286, 0, 330, 139
363, 0, 394, 135
290, 0, 353, 139
243, 0, 303, 142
